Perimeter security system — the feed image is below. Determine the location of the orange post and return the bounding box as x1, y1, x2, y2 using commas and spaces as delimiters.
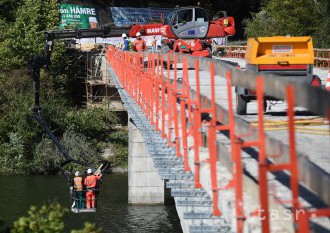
181, 58, 190, 171
161, 55, 166, 138
208, 62, 221, 216
173, 55, 181, 156
226, 71, 245, 232
193, 60, 202, 188
256, 76, 270, 233
286, 85, 300, 232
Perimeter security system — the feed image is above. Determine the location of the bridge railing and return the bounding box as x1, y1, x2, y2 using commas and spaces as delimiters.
106, 47, 330, 233
215, 45, 330, 68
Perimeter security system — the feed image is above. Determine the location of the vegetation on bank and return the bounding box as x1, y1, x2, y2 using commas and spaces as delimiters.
245, 0, 330, 47
0, 202, 102, 233
0, 0, 128, 175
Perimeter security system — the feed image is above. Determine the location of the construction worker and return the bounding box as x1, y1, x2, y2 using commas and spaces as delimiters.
132, 32, 147, 52
73, 171, 85, 209
122, 33, 131, 51
84, 168, 102, 209
151, 36, 157, 52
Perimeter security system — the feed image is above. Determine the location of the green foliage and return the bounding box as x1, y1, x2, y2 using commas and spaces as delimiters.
107, 130, 128, 168
0, 0, 23, 22
71, 222, 102, 233
0, 0, 128, 175
34, 130, 102, 174
11, 202, 68, 233
10, 202, 102, 233
65, 108, 117, 140
33, 138, 64, 175
0, 132, 30, 175
245, 0, 330, 47
0, 0, 59, 70
0, 68, 72, 175
108, 130, 128, 145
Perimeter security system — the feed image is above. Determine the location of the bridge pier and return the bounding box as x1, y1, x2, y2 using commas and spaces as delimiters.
128, 119, 164, 204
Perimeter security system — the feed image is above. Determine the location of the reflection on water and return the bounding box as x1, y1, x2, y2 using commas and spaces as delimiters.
0, 174, 182, 233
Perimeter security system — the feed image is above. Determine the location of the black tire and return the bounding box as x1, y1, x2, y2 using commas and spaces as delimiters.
236, 94, 247, 115
263, 100, 267, 113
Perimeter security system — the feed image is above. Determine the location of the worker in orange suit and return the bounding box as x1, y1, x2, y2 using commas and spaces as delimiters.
84, 168, 102, 208
132, 32, 147, 52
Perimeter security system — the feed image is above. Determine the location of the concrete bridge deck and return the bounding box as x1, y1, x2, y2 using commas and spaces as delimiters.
166, 58, 329, 172
105, 51, 330, 233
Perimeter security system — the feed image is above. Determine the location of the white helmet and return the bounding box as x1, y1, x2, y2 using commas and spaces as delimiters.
87, 168, 93, 174
136, 32, 141, 37
122, 33, 127, 38
75, 171, 80, 176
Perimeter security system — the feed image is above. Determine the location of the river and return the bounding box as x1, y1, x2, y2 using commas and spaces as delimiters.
0, 174, 182, 233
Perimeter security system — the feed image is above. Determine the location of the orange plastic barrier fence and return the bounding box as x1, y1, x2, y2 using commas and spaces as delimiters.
216, 46, 330, 68
106, 47, 330, 233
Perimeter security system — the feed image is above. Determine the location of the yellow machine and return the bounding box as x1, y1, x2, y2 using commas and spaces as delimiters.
236, 36, 320, 115
245, 36, 314, 65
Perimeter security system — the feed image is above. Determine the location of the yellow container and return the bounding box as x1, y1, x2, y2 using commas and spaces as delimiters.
245, 36, 314, 65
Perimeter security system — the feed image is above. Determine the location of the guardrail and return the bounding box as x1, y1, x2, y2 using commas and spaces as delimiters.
106, 47, 330, 233
215, 45, 330, 68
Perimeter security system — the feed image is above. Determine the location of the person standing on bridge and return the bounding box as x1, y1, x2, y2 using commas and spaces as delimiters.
73, 171, 85, 209
122, 33, 131, 51
151, 36, 157, 52
84, 168, 102, 209
132, 32, 146, 52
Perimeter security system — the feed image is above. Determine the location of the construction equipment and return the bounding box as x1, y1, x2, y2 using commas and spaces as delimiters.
45, 6, 234, 57
129, 7, 235, 57
236, 36, 322, 115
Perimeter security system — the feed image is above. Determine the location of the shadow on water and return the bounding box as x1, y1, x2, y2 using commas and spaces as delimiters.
0, 174, 182, 233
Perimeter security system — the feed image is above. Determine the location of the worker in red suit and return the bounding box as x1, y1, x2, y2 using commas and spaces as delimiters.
132, 32, 147, 52
84, 168, 102, 208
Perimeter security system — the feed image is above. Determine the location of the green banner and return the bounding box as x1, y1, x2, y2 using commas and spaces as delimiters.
59, 4, 101, 29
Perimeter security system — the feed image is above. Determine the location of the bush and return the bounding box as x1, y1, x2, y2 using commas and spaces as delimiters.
34, 130, 102, 174
0, 132, 30, 175
106, 130, 129, 168
10, 201, 102, 233
65, 108, 117, 140
11, 201, 68, 233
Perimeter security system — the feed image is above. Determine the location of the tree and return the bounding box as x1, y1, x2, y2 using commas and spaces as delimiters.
245, 0, 330, 47
10, 202, 102, 233
0, 0, 59, 71
0, 0, 23, 22
64, 108, 117, 140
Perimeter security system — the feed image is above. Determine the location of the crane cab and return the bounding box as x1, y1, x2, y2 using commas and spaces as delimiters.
161, 7, 235, 39
163, 7, 209, 39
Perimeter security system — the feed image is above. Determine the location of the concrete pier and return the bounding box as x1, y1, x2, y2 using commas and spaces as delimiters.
128, 120, 164, 204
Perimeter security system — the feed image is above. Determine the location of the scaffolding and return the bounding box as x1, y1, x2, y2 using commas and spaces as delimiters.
85, 50, 125, 111
84, 48, 127, 126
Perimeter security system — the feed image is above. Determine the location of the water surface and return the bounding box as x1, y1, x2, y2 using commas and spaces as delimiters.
0, 174, 182, 233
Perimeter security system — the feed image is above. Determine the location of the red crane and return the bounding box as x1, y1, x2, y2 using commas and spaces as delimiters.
129, 6, 235, 57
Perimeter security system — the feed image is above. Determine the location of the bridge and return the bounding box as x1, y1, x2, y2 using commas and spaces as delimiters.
102, 47, 330, 233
